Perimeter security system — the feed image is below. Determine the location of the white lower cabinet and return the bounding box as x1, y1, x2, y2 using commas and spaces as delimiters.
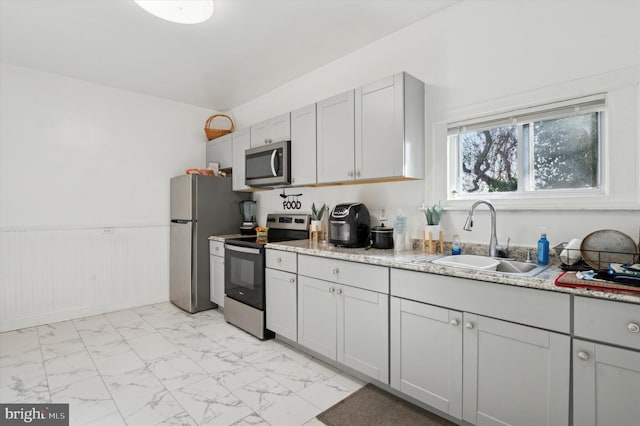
298, 275, 389, 383
573, 339, 640, 426
390, 297, 569, 425
298, 276, 337, 358
265, 268, 297, 341
390, 268, 570, 425
210, 256, 225, 307
462, 313, 570, 426
209, 241, 225, 307
573, 296, 640, 426
390, 297, 463, 417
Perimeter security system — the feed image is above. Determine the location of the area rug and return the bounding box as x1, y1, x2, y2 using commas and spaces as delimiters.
316, 383, 456, 426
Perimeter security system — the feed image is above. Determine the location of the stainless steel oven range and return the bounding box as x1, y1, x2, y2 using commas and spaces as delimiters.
224, 213, 309, 339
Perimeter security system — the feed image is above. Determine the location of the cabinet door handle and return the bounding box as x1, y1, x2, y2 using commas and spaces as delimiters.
450, 319, 459, 326
356, 170, 361, 177
628, 322, 640, 333
332, 268, 339, 275
336, 288, 343, 295
347, 170, 354, 177
329, 287, 335, 293
577, 351, 589, 361
289, 278, 295, 284
465, 321, 474, 329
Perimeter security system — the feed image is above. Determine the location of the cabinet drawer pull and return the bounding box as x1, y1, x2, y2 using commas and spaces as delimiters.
332, 268, 340, 275
450, 319, 459, 326
577, 351, 589, 361
277, 257, 282, 263
465, 321, 474, 329
628, 322, 640, 333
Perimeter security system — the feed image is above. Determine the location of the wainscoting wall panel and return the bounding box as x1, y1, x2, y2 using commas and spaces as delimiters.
0, 225, 170, 332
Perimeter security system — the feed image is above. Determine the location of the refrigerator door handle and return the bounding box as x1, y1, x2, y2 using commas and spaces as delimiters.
171, 219, 191, 224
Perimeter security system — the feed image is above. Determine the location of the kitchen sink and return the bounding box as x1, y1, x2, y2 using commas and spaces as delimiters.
431, 255, 549, 277
431, 255, 500, 271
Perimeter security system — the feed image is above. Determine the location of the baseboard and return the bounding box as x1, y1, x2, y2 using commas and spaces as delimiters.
0, 296, 169, 332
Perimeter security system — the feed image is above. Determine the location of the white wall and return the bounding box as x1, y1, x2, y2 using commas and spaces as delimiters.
3, 1, 639, 330
0, 64, 213, 331
231, 0, 640, 247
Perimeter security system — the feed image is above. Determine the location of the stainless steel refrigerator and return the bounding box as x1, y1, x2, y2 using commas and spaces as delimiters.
170, 174, 250, 313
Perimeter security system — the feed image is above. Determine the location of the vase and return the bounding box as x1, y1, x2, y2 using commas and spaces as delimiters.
424, 224, 441, 240
311, 220, 322, 232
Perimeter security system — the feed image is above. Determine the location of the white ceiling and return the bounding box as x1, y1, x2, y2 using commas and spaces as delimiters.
0, 0, 457, 111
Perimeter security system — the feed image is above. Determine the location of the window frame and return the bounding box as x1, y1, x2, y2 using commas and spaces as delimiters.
447, 94, 607, 201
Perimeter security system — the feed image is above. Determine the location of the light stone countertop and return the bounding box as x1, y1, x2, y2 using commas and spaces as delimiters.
265, 239, 640, 305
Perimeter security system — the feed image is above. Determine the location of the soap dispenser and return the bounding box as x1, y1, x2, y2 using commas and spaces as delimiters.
451, 234, 461, 255
537, 232, 549, 265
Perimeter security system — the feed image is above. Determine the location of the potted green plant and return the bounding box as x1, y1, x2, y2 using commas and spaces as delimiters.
311, 203, 326, 231
424, 201, 442, 238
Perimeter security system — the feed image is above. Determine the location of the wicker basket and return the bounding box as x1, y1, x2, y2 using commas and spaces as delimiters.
204, 114, 235, 140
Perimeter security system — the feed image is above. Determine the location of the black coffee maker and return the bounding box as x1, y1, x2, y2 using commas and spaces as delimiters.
329, 203, 370, 247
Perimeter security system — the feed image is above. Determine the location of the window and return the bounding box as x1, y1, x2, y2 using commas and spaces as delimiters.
448, 94, 605, 198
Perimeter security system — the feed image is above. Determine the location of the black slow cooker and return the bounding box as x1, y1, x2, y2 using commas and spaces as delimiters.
370, 223, 394, 249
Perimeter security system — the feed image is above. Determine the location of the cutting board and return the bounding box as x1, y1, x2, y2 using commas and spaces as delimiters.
555, 271, 640, 294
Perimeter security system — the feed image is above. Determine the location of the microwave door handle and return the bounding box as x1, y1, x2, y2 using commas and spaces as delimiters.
270, 149, 278, 177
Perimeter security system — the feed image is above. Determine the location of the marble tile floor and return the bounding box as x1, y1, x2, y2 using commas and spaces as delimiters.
0, 302, 364, 425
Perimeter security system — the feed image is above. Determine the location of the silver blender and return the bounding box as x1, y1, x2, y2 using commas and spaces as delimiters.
239, 200, 257, 234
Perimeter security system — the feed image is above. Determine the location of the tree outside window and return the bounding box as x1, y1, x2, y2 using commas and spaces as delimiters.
456, 112, 600, 195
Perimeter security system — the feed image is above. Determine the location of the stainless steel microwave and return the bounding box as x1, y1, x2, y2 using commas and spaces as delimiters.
245, 140, 291, 187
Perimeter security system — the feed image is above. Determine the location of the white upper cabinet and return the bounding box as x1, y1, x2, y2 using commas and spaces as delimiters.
232, 127, 251, 191
290, 103, 317, 186
316, 90, 355, 184
355, 72, 424, 181
316, 73, 424, 185
230, 71, 424, 187
205, 134, 232, 170
250, 112, 291, 147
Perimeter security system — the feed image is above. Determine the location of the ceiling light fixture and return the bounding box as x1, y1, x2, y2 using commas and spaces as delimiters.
134, 0, 214, 24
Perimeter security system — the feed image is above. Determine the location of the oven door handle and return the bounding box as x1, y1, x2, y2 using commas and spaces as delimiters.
225, 244, 262, 255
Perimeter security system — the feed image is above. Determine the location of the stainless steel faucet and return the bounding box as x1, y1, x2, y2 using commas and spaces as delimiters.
463, 200, 499, 257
